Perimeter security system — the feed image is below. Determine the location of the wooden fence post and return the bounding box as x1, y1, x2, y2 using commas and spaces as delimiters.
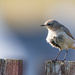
45, 60, 75, 75
0, 59, 23, 75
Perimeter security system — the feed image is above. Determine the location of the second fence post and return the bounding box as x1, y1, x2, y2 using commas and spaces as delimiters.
0, 59, 23, 75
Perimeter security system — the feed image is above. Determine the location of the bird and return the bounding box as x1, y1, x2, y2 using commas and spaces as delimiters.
41, 19, 75, 61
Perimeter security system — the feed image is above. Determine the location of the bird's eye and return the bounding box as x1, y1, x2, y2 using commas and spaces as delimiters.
47, 23, 51, 26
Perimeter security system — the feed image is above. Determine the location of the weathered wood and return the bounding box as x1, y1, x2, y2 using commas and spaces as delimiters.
0, 59, 23, 75
45, 60, 75, 75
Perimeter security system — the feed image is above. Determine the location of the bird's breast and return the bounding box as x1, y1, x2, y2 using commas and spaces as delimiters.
46, 29, 57, 43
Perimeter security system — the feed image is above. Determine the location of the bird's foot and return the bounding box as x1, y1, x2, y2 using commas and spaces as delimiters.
52, 59, 59, 62
60, 59, 66, 62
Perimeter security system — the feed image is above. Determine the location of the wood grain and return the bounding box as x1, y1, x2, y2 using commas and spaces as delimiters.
0, 59, 23, 75
45, 61, 75, 75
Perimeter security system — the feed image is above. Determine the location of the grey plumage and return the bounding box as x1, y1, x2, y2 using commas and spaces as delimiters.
50, 20, 74, 39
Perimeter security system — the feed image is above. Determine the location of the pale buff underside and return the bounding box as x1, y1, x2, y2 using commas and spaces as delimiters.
46, 28, 75, 50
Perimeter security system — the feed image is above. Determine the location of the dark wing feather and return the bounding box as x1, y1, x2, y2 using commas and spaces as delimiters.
62, 26, 74, 39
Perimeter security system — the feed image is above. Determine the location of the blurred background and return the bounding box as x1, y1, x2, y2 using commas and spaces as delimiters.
0, 0, 75, 75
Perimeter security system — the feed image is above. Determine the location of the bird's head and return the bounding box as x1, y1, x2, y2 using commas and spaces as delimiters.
41, 19, 56, 29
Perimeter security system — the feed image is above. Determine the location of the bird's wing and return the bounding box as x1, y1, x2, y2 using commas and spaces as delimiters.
62, 26, 74, 39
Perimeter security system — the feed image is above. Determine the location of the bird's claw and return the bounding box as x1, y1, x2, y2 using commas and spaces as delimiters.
52, 59, 59, 62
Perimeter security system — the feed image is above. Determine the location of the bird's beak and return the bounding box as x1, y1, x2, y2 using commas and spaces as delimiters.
40, 25, 46, 27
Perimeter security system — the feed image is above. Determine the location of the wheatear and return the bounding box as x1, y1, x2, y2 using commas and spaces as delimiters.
41, 19, 75, 61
